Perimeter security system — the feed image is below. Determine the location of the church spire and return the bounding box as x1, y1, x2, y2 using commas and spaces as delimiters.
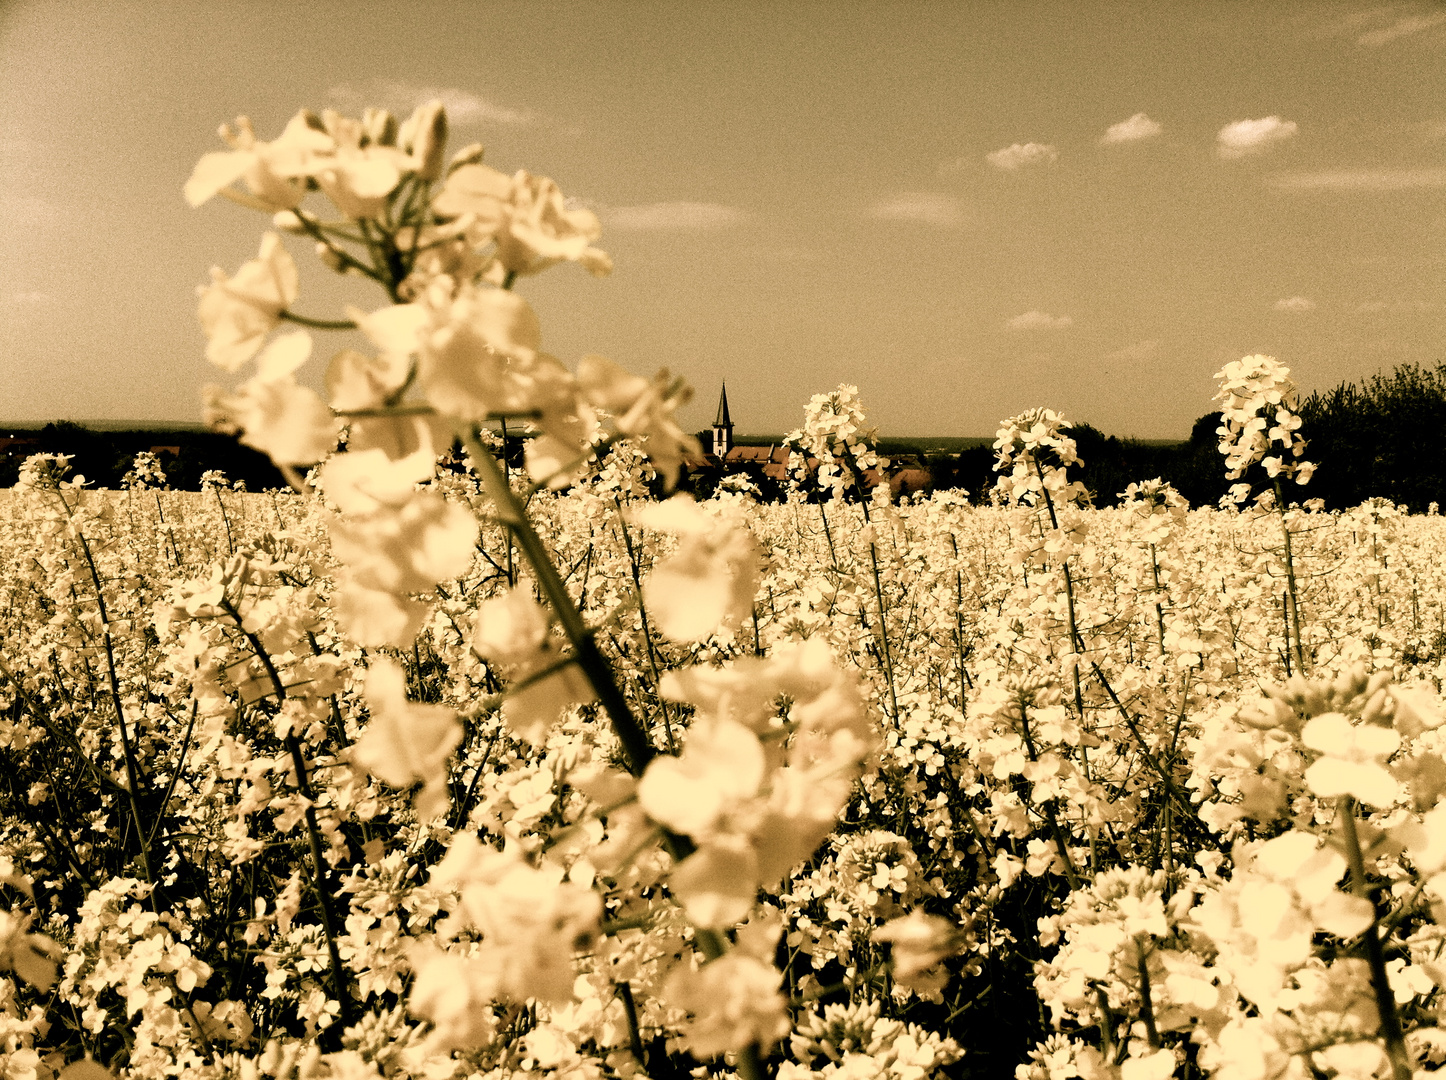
712, 382, 735, 456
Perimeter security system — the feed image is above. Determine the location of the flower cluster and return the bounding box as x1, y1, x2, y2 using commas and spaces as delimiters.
1213, 354, 1315, 503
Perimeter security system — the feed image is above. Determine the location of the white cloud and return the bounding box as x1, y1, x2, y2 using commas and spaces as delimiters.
326, 81, 534, 125
1217, 116, 1299, 159
1266, 167, 1446, 191
1103, 339, 1160, 362
865, 192, 964, 225
1101, 113, 1163, 145
986, 142, 1059, 171
605, 201, 750, 231
1273, 296, 1316, 312
1357, 11, 1446, 46
1006, 310, 1073, 331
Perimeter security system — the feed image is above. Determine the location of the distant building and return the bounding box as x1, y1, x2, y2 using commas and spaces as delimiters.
684, 385, 942, 500
712, 383, 735, 457
0, 435, 40, 455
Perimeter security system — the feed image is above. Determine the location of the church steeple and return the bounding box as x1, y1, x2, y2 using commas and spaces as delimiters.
712, 382, 735, 457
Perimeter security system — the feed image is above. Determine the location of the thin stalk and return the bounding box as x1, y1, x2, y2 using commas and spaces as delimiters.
53, 488, 155, 890
1030, 460, 1086, 720
279, 310, 357, 331
1136, 939, 1160, 1049
615, 981, 647, 1068
463, 428, 658, 776
1016, 702, 1081, 889
212, 486, 235, 555
1274, 479, 1307, 674
857, 493, 900, 722
616, 507, 677, 752
462, 430, 767, 1078
1337, 796, 1411, 1080
224, 602, 352, 1033
1148, 543, 1167, 658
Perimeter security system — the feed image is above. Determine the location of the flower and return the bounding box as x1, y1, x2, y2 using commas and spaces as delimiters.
329, 491, 478, 596
433, 166, 612, 278
875, 911, 965, 994
203, 330, 339, 466
469, 588, 598, 744
493, 170, 612, 277
664, 951, 790, 1058
578, 354, 701, 488
197, 232, 299, 371
428, 836, 601, 1005
1301, 712, 1400, 807
1213, 355, 1314, 497
184, 111, 328, 210
632, 495, 761, 643
349, 658, 461, 820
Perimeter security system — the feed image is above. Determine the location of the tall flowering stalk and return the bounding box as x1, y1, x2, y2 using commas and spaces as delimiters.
169, 97, 923, 1080
1214, 354, 1315, 674
992, 408, 1091, 718
785, 385, 901, 720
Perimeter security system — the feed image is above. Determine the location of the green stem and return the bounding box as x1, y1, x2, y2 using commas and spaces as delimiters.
1338, 796, 1411, 1080
278, 310, 357, 331
1031, 460, 1086, 720
1274, 478, 1307, 674
224, 601, 352, 1035
463, 429, 657, 776
617, 507, 677, 752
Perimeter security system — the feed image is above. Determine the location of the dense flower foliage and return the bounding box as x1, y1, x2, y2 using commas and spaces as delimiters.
0, 97, 1443, 1080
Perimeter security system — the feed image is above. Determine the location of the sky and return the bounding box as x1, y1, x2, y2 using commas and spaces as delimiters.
1, 1, 1443, 440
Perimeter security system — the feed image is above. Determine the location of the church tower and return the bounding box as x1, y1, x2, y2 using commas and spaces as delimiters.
712, 382, 735, 457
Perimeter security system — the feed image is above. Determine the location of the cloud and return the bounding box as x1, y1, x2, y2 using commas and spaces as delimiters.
986, 142, 1059, 171
1357, 11, 1446, 46
604, 201, 750, 231
1101, 113, 1163, 145
1273, 296, 1316, 312
1006, 310, 1073, 331
1217, 116, 1299, 159
865, 192, 964, 225
326, 81, 534, 126
1266, 167, 1446, 191
1103, 339, 1160, 362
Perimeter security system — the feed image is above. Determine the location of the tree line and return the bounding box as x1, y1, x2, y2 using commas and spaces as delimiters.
7, 360, 1445, 509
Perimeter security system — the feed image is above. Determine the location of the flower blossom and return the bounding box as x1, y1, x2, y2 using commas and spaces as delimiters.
329, 489, 478, 647
202, 330, 338, 465
578, 354, 701, 489
469, 588, 597, 744
426, 836, 601, 1006
433, 165, 612, 278
639, 641, 876, 927
632, 495, 761, 643
1301, 711, 1400, 807
1213, 354, 1314, 500
196, 232, 299, 371
349, 658, 461, 821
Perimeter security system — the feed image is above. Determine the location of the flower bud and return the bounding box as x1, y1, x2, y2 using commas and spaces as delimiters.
401, 100, 448, 181
362, 107, 397, 147
315, 242, 344, 273
1237, 695, 1295, 732
447, 142, 486, 175
272, 210, 305, 234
